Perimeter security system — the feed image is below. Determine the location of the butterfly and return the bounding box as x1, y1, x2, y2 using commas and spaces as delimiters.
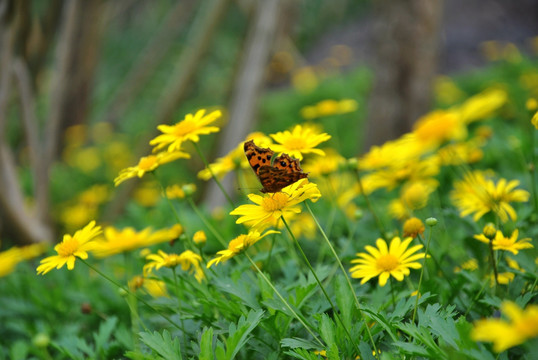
244, 139, 308, 193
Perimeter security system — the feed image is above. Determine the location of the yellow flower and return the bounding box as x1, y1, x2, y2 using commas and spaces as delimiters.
165, 184, 196, 199
133, 181, 161, 207
455, 88, 507, 124
92, 225, 182, 258
193, 230, 207, 246
291, 67, 318, 93
350, 237, 425, 286
144, 249, 204, 282
143, 278, 169, 298
299, 99, 358, 120
401, 181, 435, 210
230, 179, 321, 229
454, 258, 478, 273
434, 75, 464, 105
413, 110, 467, 149
531, 110, 538, 130
388, 199, 411, 220
437, 140, 484, 165
114, 151, 190, 186
526, 98, 538, 111
474, 229, 533, 255
302, 148, 345, 177
402, 217, 425, 239
450, 170, 529, 223
269, 125, 331, 160
37, 221, 102, 275
472, 301, 538, 352
207, 230, 279, 268
150, 109, 221, 152
0, 248, 24, 278
492, 272, 515, 286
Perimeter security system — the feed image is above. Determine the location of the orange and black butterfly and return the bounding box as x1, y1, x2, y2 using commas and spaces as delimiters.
244, 139, 308, 193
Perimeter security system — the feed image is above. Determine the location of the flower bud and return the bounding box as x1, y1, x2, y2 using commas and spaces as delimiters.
425, 217, 438, 227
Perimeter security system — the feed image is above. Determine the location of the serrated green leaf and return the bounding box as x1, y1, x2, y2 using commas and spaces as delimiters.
280, 337, 320, 350
318, 314, 336, 348
358, 342, 375, 360
334, 276, 353, 330
225, 309, 264, 359
199, 327, 214, 360
93, 316, 118, 353
139, 330, 182, 360
392, 341, 430, 356
214, 277, 260, 310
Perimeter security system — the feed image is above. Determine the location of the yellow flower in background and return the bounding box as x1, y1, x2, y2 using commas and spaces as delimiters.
531, 111, 538, 130
193, 230, 207, 246
291, 66, 318, 93
133, 181, 161, 207
388, 199, 411, 220
114, 151, 190, 186
300, 98, 358, 120
437, 140, 484, 166
472, 301, 538, 352
455, 88, 507, 124
60, 203, 98, 232
454, 258, 478, 273
288, 213, 317, 240
129, 276, 169, 298
402, 217, 425, 239
492, 272, 515, 286
359, 134, 426, 171
350, 237, 425, 286
1, 247, 27, 278
207, 230, 279, 268
401, 180, 436, 210
434, 75, 465, 105
526, 98, 538, 111
451, 171, 530, 223
37, 221, 102, 275
144, 249, 204, 282
230, 179, 321, 229
474, 229, 533, 255
150, 109, 221, 152
269, 125, 331, 160
302, 148, 345, 177
413, 110, 467, 149
92, 225, 182, 258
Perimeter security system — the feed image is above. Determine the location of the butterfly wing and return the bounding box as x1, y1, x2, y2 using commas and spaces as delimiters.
272, 153, 305, 174
244, 140, 274, 176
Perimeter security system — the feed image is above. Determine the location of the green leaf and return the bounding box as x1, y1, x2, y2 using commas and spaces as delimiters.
334, 275, 353, 330
224, 309, 264, 360
93, 316, 118, 353
358, 342, 375, 360
280, 337, 320, 350
213, 276, 260, 310
318, 314, 336, 348
199, 327, 214, 360
392, 341, 430, 357
9, 340, 28, 360
139, 330, 182, 360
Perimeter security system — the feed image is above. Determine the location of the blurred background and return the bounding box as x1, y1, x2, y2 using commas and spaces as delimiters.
1, 0, 537, 246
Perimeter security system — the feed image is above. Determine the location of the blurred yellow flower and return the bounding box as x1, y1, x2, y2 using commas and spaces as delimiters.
413, 110, 466, 149
269, 125, 331, 161
454, 258, 478, 273
531, 110, 538, 130
92, 225, 183, 258
300, 99, 358, 120
472, 301, 538, 352
193, 230, 207, 246
474, 229, 533, 255
133, 181, 161, 207
60, 203, 98, 232
291, 67, 318, 93
402, 217, 425, 239
207, 230, 279, 268
230, 179, 321, 230
434, 76, 464, 105
114, 151, 190, 186
401, 181, 436, 210
350, 237, 425, 286
37, 221, 101, 275
451, 171, 530, 223
455, 88, 507, 124
0, 243, 48, 277
144, 249, 204, 282
526, 98, 538, 111
302, 148, 345, 177
437, 140, 484, 165
150, 109, 221, 152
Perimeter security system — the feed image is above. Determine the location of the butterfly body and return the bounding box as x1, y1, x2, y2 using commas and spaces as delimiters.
244, 140, 308, 193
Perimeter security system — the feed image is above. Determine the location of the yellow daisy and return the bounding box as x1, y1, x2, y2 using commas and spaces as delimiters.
207, 230, 279, 268
350, 237, 425, 286
269, 125, 331, 160
474, 229, 533, 255
472, 301, 538, 352
149, 109, 221, 152
143, 249, 204, 282
230, 179, 321, 230
451, 170, 529, 223
37, 221, 102, 275
114, 151, 190, 186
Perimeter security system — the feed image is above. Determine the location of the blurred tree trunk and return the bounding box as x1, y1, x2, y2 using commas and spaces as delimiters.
364, 0, 442, 150
203, 0, 281, 209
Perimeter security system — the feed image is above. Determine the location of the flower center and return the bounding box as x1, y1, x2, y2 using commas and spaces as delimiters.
229, 236, 248, 253
494, 236, 512, 248
376, 254, 400, 271
57, 237, 79, 257
261, 193, 289, 211
138, 155, 158, 170
173, 120, 196, 137
284, 137, 307, 150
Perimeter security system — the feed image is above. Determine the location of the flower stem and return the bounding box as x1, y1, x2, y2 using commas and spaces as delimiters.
186, 197, 227, 248
281, 215, 364, 357
352, 168, 387, 239
243, 252, 324, 347
305, 202, 379, 357
192, 141, 234, 208
489, 239, 499, 288
412, 228, 432, 322
81, 259, 183, 331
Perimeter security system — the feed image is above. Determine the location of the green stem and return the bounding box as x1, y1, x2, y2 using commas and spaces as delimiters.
389, 276, 396, 308
81, 259, 182, 331
305, 202, 379, 358
192, 141, 234, 207
412, 228, 432, 322
352, 168, 387, 238
281, 216, 363, 356
186, 197, 227, 248
243, 252, 324, 347
489, 240, 499, 288
172, 268, 188, 348
464, 278, 490, 318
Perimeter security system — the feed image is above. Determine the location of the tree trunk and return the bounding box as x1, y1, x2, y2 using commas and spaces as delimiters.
364, 0, 442, 150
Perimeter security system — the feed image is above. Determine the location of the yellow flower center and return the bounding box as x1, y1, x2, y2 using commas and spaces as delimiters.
138, 155, 158, 170
229, 236, 248, 253
261, 193, 289, 211
376, 254, 399, 271
495, 236, 512, 248
173, 120, 196, 137
164, 254, 181, 267
284, 137, 306, 150
57, 237, 80, 257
